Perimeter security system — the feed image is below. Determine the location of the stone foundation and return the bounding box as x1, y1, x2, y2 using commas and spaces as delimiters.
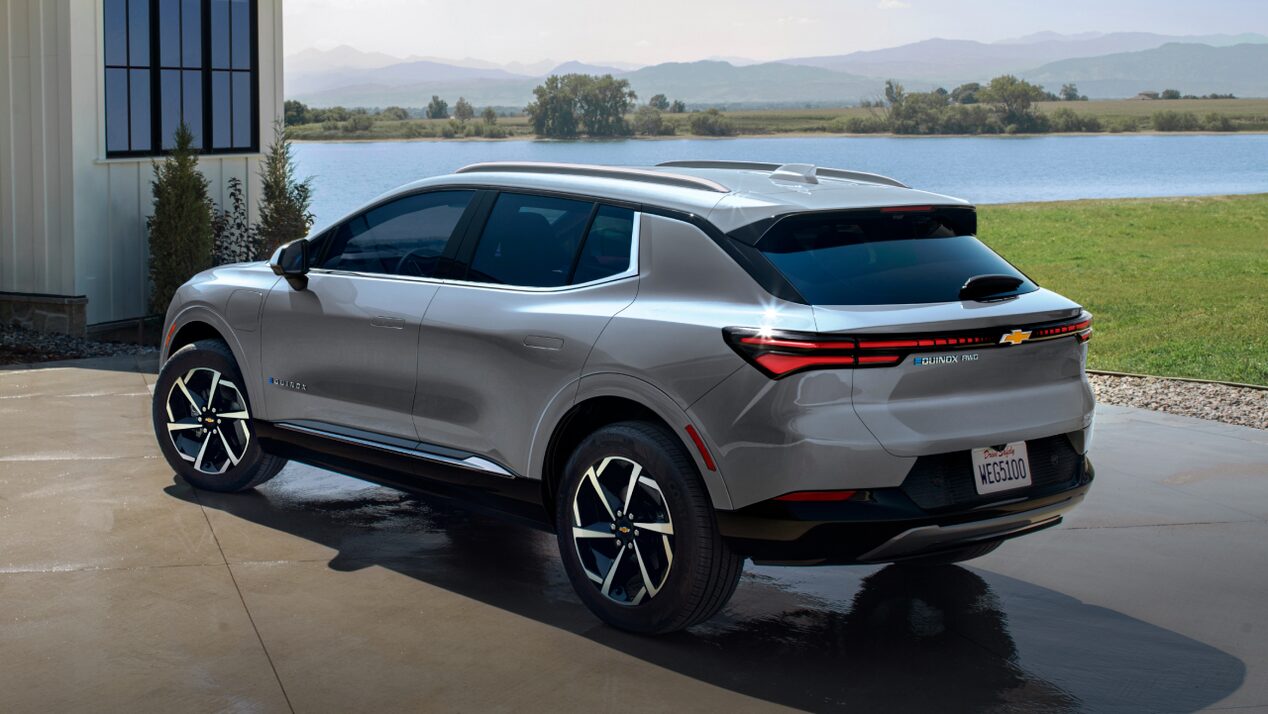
0, 291, 89, 337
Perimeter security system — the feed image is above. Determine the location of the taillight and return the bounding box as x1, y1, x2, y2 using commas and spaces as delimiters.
725, 314, 1092, 379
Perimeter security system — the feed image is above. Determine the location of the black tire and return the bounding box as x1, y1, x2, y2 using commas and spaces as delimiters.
898, 540, 1002, 566
152, 339, 285, 493
555, 420, 743, 634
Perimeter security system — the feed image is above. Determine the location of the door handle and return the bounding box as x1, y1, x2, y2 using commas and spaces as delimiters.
370, 316, 405, 330
523, 335, 564, 350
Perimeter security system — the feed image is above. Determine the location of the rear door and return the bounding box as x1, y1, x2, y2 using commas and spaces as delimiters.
753, 206, 1094, 456
413, 192, 640, 475
260, 189, 479, 440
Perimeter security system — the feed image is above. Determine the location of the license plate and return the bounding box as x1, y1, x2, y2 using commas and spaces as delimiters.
971, 442, 1032, 495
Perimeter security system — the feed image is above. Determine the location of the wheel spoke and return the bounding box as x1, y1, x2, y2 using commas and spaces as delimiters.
206, 371, 221, 409
621, 462, 643, 512
192, 432, 213, 472
218, 410, 250, 420
572, 525, 616, 540
633, 521, 673, 536
166, 418, 202, 432
632, 540, 661, 598
217, 429, 242, 466
174, 376, 201, 412
585, 465, 616, 520
600, 546, 626, 597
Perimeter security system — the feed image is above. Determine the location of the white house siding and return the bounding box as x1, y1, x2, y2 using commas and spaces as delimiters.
2, 0, 284, 326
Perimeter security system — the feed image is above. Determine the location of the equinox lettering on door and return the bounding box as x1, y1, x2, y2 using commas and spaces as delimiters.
268, 377, 307, 392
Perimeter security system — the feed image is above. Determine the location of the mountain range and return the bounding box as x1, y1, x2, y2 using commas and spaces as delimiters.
286, 32, 1268, 109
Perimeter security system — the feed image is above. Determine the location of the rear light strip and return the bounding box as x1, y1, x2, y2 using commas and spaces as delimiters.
725, 315, 1092, 379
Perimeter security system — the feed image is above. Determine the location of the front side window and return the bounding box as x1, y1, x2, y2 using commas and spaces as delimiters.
105, 0, 257, 157
318, 191, 475, 277
466, 194, 635, 288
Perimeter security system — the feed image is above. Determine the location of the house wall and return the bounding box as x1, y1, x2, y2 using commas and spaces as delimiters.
1, 0, 284, 329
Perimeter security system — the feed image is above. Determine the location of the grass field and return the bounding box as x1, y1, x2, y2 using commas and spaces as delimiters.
289, 98, 1268, 141
978, 194, 1268, 385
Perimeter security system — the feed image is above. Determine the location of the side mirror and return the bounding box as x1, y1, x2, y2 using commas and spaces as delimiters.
269, 239, 310, 290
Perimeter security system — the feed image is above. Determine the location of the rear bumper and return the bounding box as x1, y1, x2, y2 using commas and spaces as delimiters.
718, 457, 1093, 565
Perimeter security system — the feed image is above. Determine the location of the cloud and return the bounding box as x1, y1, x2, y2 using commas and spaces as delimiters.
878, 0, 910, 8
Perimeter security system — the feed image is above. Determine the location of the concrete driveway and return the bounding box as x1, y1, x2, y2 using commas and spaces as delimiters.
1, 356, 1265, 713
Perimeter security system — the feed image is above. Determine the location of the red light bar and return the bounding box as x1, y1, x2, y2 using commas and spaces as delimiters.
754, 353, 856, 376
775, 490, 857, 502
880, 205, 934, 213
740, 335, 851, 350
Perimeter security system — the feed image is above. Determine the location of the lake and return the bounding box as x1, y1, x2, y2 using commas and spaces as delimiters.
294, 134, 1268, 227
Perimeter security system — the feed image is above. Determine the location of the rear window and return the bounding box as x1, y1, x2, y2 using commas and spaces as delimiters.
754, 209, 1036, 305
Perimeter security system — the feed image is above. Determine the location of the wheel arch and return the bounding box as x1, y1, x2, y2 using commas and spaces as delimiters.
162, 307, 263, 416
535, 374, 734, 521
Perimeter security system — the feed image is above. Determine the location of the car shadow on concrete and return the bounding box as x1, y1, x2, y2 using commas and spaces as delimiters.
167, 466, 1245, 713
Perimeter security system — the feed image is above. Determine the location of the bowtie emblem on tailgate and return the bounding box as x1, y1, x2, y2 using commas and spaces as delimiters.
999, 329, 1032, 346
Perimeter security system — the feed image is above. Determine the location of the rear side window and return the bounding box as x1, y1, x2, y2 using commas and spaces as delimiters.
467, 194, 634, 288
319, 191, 474, 277
755, 209, 1036, 305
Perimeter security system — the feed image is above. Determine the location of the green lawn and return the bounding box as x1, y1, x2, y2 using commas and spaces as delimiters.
978, 194, 1268, 385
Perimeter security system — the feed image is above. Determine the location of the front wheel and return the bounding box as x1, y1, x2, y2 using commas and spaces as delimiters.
555, 421, 743, 634
152, 339, 285, 492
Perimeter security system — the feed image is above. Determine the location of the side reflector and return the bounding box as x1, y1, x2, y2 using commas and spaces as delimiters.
774, 490, 857, 502
684, 424, 717, 471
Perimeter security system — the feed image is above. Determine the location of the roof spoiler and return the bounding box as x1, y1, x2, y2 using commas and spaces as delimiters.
455, 161, 730, 193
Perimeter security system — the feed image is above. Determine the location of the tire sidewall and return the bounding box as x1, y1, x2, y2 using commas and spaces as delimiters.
152, 341, 269, 492
555, 422, 715, 633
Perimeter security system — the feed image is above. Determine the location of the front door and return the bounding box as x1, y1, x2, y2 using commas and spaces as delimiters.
260, 189, 479, 440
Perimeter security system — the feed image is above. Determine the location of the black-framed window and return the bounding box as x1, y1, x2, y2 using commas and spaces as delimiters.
105, 0, 258, 157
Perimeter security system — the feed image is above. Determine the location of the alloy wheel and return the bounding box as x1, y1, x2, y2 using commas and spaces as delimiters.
164, 367, 251, 475
571, 456, 675, 605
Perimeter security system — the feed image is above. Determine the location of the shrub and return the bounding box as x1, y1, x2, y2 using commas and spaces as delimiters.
632, 106, 674, 135
212, 177, 258, 265
1152, 110, 1201, 132
379, 106, 410, 121
402, 121, 429, 138
341, 115, 373, 132
689, 108, 735, 136
832, 115, 886, 133
1203, 113, 1236, 132
321, 120, 340, 132
1105, 116, 1144, 133
439, 123, 457, 138
1048, 107, 1103, 133
148, 124, 213, 314
257, 121, 314, 259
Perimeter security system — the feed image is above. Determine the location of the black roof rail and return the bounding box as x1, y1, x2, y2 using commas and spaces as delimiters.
655, 160, 909, 189
455, 162, 731, 193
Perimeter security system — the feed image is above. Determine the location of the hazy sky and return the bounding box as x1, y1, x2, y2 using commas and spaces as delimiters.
284, 0, 1268, 64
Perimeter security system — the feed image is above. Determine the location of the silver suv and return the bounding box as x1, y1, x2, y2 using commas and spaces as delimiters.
153, 160, 1095, 634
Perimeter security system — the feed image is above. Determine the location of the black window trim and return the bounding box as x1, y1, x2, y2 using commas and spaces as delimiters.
104, 0, 260, 159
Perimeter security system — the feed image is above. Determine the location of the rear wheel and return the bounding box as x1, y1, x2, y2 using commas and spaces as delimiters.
555, 421, 743, 634
152, 339, 285, 492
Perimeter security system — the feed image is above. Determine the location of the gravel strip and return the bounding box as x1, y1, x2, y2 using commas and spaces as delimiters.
1090, 373, 1267, 430
0, 325, 157, 366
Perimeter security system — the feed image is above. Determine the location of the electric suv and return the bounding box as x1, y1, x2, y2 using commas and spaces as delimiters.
153, 160, 1095, 634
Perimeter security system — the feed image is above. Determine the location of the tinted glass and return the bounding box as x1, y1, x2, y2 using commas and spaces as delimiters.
209, 0, 230, 68
105, 68, 130, 152
756, 210, 1036, 305
572, 206, 634, 284
129, 69, 152, 150
128, 0, 150, 66
230, 0, 251, 69
161, 70, 181, 149
468, 194, 594, 287
182, 71, 203, 144
182, 0, 202, 67
211, 71, 230, 148
104, 0, 128, 66
159, 0, 180, 66
319, 191, 475, 276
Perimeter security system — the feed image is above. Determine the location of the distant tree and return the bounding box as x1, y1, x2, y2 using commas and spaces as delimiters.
1160, 89, 1182, 100
669, 99, 687, 113
525, 75, 581, 137
426, 95, 449, 119
454, 97, 475, 122
379, 106, 410, 121
1152, 110, 1200, 131
689, 108, 735, 136
341, 115, 374, 132
257, 121, 315, 259
284, 100, 311, 125
148, 124, 213, 314
481, 106, 498, 125
632, 106, 674, 135
979, 75, 1048, 129
1060, 83, 1083, 101
648, 94, 670, 111
577, 75, 637, 136
950, 82, 981, 104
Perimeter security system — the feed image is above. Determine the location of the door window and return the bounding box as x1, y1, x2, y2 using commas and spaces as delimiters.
572, 205, 634, 284
318, 191, 475, 277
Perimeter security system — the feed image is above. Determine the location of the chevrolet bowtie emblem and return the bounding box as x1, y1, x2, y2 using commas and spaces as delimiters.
618, 526, 631, 534
1000, 329, 1032, 346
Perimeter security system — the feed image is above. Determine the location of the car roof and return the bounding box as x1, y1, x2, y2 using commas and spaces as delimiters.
368, 161, 971, 235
